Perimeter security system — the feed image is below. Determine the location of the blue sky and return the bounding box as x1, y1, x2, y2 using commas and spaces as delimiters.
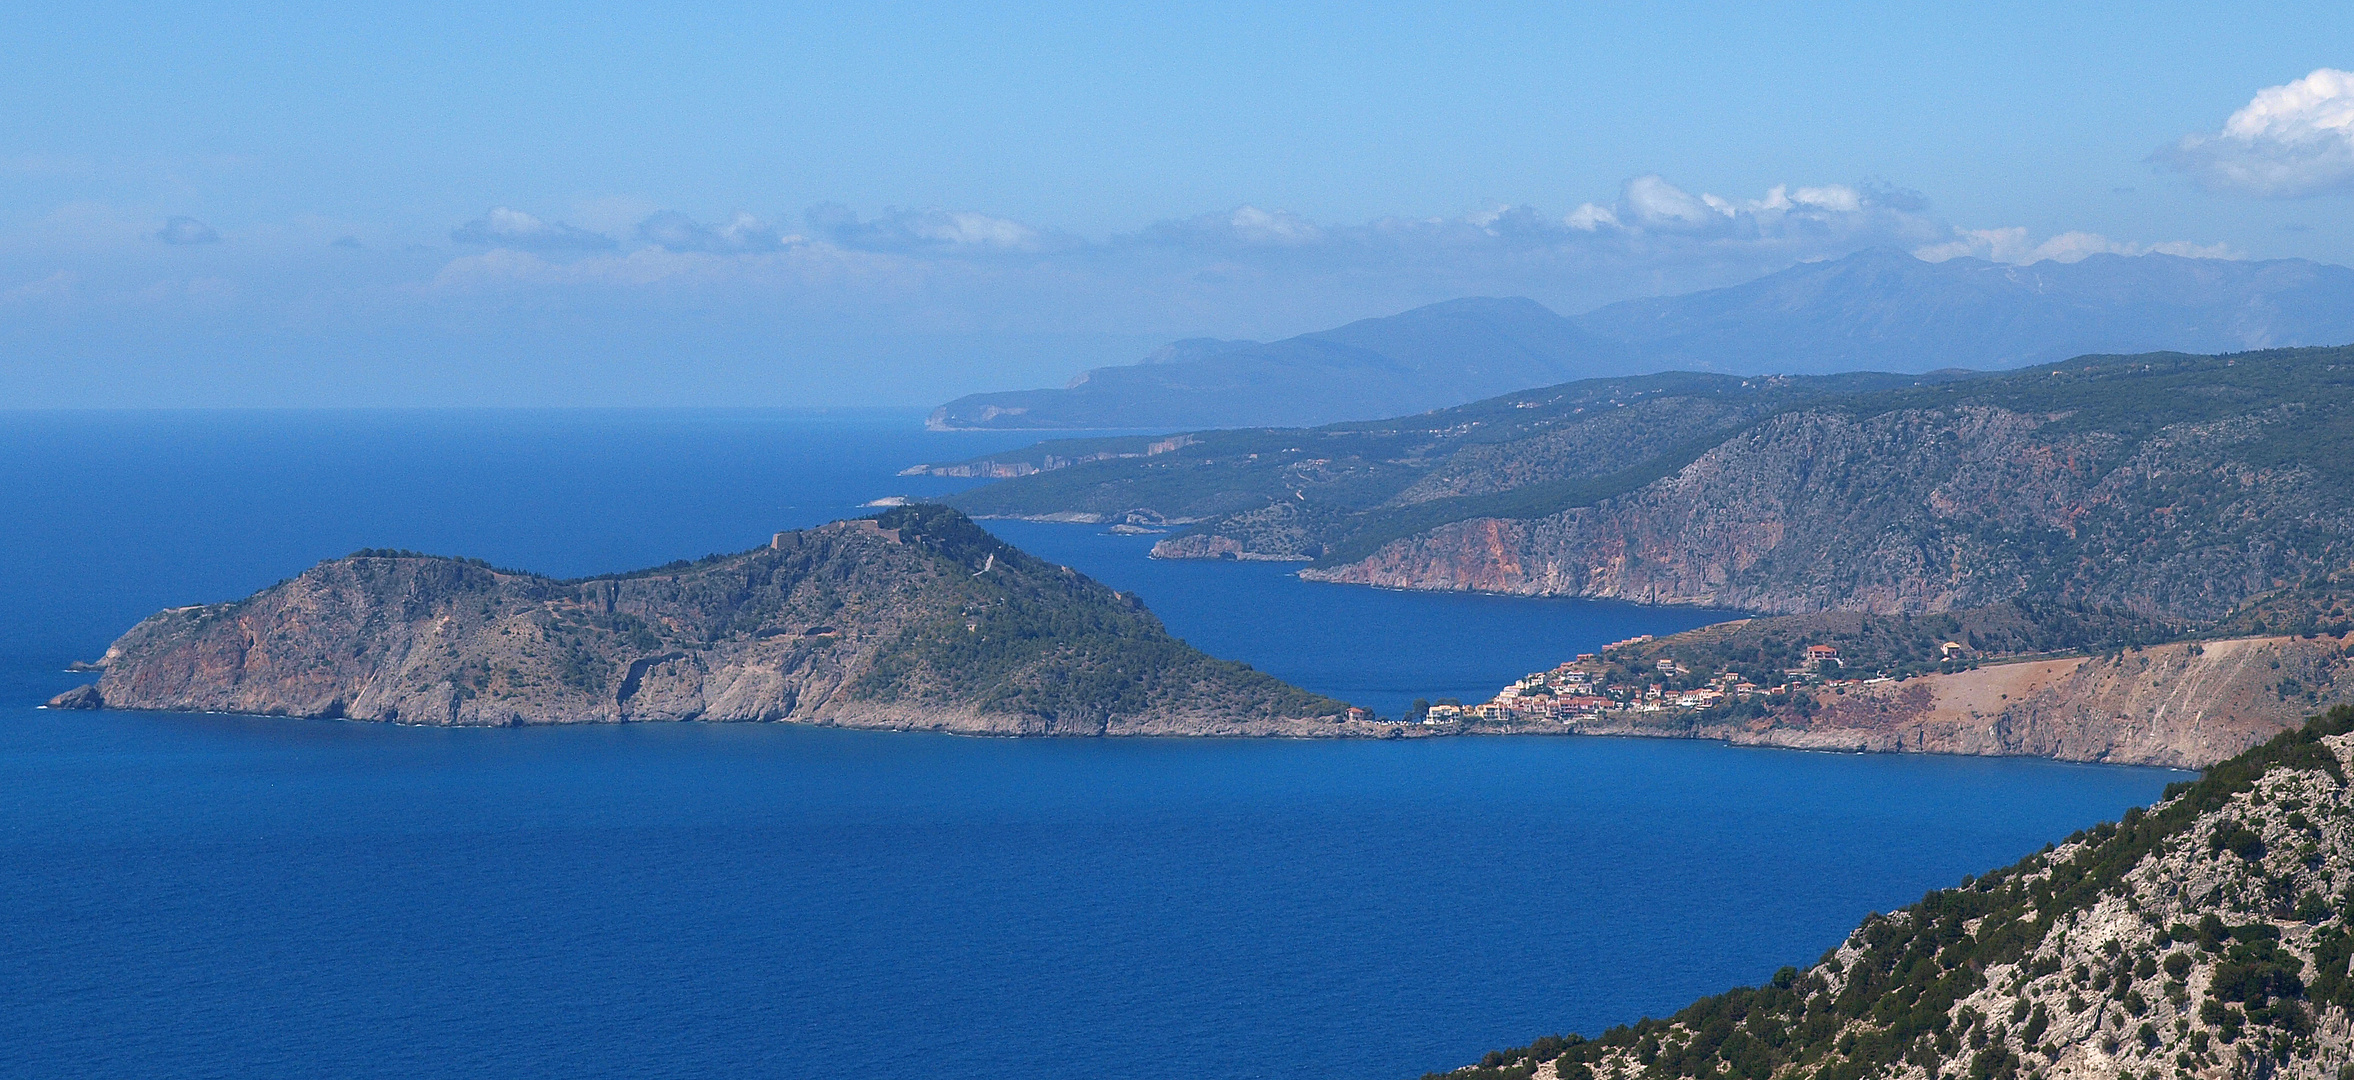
4, 1, 2351, 406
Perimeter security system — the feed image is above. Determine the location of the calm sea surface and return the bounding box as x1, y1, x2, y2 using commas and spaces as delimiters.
0, 410, 2181, 1080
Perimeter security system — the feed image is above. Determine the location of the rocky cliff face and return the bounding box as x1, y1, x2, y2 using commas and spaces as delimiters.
957, 348, 2354, 645
49, 506, 1357, 735
1432, 709, 2354, 1080
1307, 399, 2350, 623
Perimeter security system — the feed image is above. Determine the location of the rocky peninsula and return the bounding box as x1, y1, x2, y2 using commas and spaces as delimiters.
46, 506, 1372, 735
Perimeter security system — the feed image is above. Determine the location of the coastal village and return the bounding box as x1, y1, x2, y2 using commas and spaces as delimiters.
1418, 635, 1967, 726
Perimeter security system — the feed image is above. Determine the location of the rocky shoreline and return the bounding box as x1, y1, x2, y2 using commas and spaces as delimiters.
51, 624, 2338, 769
45, 497, 2342, 766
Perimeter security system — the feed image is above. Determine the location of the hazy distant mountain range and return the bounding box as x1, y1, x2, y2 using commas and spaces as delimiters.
931, 295, 1613, 430
929, 249, 2354, 430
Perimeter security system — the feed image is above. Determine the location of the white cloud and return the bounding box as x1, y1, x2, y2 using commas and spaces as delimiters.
2157, 68, 2354, 198
0, 178, 2264, 405
1549, 177, 1929, 247
1622, 174, 1721, 229
1790, 185, 1863, 212
449, 207, 617, 252
804, 204, 1047, 252
1913, 226, 2238, 265
154, 216, 219, 245
1564, 202, 1618, 231
636, 210, 797, 253
420, 180, 2243, 329
1124, 177, 1941, 275
1221, 206, 1324, 245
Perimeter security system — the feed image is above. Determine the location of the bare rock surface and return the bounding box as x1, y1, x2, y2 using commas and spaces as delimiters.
40, 684, 103, 710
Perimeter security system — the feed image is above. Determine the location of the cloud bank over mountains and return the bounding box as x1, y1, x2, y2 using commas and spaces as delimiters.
612, 176, 1941, 268
2160, 68, 2354, 198
450, 207, 618, 252
1913, 228, 2237, 265
0, 173, 2267, 407
441, 173, 2218, 305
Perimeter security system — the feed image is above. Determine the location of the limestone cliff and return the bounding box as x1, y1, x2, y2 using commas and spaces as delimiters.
1305, 399, 2349, 623
46, 506, 1362, 735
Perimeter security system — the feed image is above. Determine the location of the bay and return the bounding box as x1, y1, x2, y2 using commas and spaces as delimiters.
0, 409, 2183, 1080
986, 521, 1736, 717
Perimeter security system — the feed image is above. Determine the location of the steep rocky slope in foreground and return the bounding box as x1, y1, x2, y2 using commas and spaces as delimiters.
1429, 708, 2354, 1080
47, 506, 1356, 734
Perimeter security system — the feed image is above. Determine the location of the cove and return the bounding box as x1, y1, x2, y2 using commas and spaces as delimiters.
985, 520, 1739, 718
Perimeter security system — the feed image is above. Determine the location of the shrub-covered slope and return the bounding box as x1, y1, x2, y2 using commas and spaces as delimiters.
950, 345, 2354, 643
938, 369, 1938, 561
1428, 707, 2354, 1080
51, 506, 1351, 734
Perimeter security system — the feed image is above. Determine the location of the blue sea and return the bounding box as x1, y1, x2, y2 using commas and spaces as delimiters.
0, 410, 2182, 1080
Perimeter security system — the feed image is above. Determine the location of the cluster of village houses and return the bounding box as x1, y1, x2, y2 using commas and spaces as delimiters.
1418, 635, 1967, 725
